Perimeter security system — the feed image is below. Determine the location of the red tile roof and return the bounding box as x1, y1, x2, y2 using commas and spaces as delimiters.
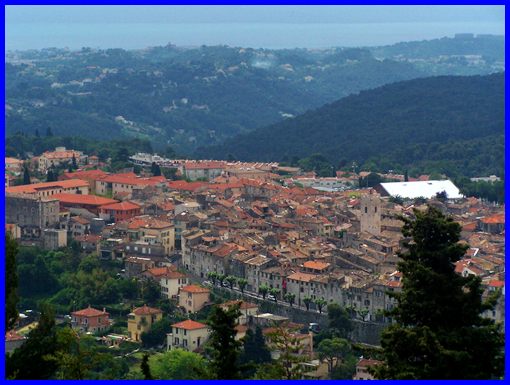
180, 285, 210, 294
100, 201, 141, 211
5, 330, 26, 342
287, 272, 318, 282
480, 214, 505, 224
5, 179, 89, 194
172, 319, 208, 330
125, 216, 173, 230
132, 305, 162, 316
184, 161, 226, 170
62, 169, 109, 181
103, 173, 166, 186
358, 358, 383, 368
53, 193, 118, 206
303, 260, 330, 271
72, 306, 109, 317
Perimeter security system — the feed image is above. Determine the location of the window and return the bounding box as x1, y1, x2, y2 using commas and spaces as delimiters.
184, 330, 187, 336
374, 206, 377, 213
364, 207, 367, 213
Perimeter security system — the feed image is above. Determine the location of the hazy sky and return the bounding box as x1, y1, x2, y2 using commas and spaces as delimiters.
5, 5, 505, 50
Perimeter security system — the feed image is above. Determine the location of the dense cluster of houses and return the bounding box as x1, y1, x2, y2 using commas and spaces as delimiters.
5, 152, 505, 379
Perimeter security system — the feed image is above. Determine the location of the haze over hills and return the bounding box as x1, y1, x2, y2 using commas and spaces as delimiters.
5, 34, 504, 153
198, 72, 504, 178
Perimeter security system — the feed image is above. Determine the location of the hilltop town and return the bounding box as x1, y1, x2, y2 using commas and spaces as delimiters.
5, 147, 505, 379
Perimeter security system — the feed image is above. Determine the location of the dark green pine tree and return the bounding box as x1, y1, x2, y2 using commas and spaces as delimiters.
373, 206, 504, 379
23, 164, 31, 185
151, 162, 162, 176
141, 353, 153, 380
6, 304, 59, 379
207, 303, 243, 379
404, 169, 409, 182
46, 126, 53, 137
240, 326, 272, 377
35, 128, 40, 138
5, 234, 19, 330
72, 154, 78, 170
47, 169, 54, 182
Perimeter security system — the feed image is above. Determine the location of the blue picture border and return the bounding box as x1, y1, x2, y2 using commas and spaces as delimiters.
1, 1, 507, 383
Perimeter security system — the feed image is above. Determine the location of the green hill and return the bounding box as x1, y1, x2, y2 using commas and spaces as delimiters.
197, 72, 504, 179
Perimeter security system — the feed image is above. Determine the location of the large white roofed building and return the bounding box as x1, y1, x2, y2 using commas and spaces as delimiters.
377, 180, 463, 199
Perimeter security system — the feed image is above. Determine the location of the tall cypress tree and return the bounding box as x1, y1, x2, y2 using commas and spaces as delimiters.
23, 164, 31, 185
207, 303, 242, 379
374, 206, 504, 379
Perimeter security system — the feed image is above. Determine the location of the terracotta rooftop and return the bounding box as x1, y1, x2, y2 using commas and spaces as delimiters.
132, 305, 162, 316
180, 285, 210, 294
303, 260, 330, 271
287, 272, 318, 282
100, 201, 141, 211
5, 179, 89, 194
53, 193, 118, 206
72, 305, 108, 317
172, 319, 208, 330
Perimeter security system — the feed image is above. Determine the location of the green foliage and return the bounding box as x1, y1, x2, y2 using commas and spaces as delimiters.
6, 304, 59, 379
206, 303, 243, 379
140, 317, 172, 348
259, 284, 269, 300
303, 295, 312, 310
456, 177, 504, 204
22, 164, 31, 185
239, 326, 272, 377
237, 278, 248, 293
151, 161, 162, 176
141, 353, 153, 380
317, 337, 352, 374
374, 206, 505, 379
359, 172, 383, 188
269, 287, 280, 303
6, 234, 19, 330
315, 298, 327, 313
149, 349, 209, 379
264, 325, 306, 379
284, 292, 296, 306
225, 275, 237, 290
298, 153, 334, 177
327, 303, 353, 339
201, 73, 504, 180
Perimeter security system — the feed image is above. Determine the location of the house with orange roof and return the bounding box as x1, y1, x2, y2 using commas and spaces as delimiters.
61, 169, 109, 193
183, 160, 226, 181
479, 213, 505, 234
95, 172, 166, 198
353, 358, 383, 380
71, 306, 110, 334
302, 260, 331, 274
52, 193, 118, 215
159, 269, 190, 299
124, 215, 175, 255
168, 319, 209, 352
5, 179, 89, 198
5, 157, 24, 173
178, 285, 210, 313
38, 147, 85, 172
127, 305, 163, 342
99, 201, 141, 223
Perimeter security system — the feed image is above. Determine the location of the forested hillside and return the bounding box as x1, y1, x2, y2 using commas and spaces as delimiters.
6, 35, 503, 152
199, 72, 504, 179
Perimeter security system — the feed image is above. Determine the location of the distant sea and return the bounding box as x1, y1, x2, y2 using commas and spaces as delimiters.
5, 21, 505, 51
